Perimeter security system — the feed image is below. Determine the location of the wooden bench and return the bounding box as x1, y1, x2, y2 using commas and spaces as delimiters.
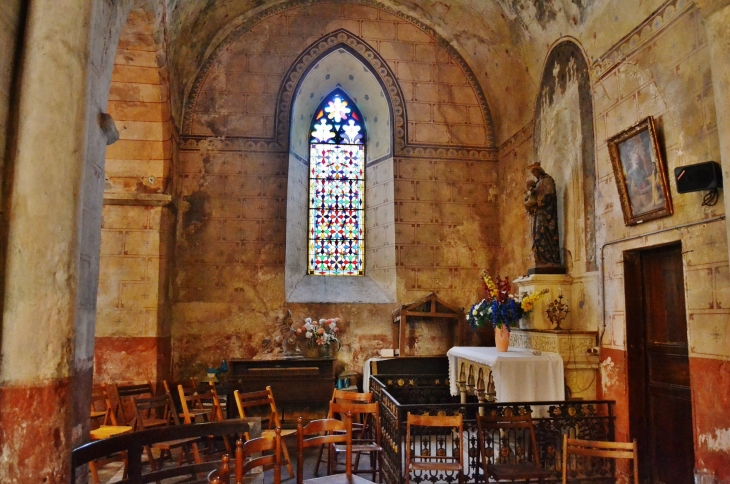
72, 419, 257, 483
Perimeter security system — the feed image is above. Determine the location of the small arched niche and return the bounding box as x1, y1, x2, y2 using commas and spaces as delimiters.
285, 46, 396, 303
533, 39, 596, 273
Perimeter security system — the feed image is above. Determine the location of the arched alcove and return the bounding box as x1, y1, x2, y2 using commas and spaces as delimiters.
533, 39, 596, 273
286, 43, 396, 303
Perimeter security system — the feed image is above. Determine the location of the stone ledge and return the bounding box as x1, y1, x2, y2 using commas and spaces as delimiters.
286, 274, 395, 303
103, 193, 173, 207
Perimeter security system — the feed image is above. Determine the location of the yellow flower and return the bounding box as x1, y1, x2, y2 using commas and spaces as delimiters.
483, 275, 498, 298
520, 289, 548, 313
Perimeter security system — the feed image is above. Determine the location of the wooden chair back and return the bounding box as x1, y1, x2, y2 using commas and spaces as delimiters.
178, 384, 222, 425
476, 413, 549, 484
405, 413, 464, 484
562, 435, 639, 484
133, 393, 177, 429
331, 389, 373, 405
90, 384, 115, 426
233, 387, 296, 479
329, 402, 382, 480
329, 402, 380, 442
110, 381, 156, 427
477, 413, 542, 466
315, 389, 375, 476
207, 430, 282, 484
233, 388, 277, 435
163, 378, 197, 414
208, 380, 246, 418
297, 414, 352, 484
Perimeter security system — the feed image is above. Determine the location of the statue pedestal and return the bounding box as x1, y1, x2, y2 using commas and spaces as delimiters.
513, 274, 573, 330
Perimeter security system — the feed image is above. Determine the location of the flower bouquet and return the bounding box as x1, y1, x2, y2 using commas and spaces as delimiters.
467, 272, 547, 351
297, 317, 341, 350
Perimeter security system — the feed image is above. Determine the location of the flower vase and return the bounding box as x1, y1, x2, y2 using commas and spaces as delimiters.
321, 344, 334, 358
494, 326, 510, 352
302, 345, 319, 359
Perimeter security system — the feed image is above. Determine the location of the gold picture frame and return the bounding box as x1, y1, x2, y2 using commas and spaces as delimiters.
607, 116, 673, 226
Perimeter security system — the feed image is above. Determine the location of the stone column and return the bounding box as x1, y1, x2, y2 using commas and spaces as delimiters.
0, 1, 95, 481
698, 0, 730, 264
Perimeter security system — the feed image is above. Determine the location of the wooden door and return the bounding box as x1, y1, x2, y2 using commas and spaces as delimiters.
625, 243, 694, 483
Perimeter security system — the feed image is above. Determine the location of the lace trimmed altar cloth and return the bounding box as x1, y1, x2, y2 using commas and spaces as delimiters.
447, 346, 565, 402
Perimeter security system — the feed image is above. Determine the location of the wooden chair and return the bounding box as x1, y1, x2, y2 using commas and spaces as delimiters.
178, 383, 223, 424
329, 401, 382, 482
314, 389, 374, 476
209, 379, 246, 419
476, 413, 549, 484
405, 413, 464, 484
233, 387, 296, 478
90, 384, 111, 425
163, 378, 198, 419
88, 385, 133, 484
110, 381, 157, 429
209, 429, 283, 484
179, 382, 231, 455
562, 435, 639, 484
298, 413, 375, 484
132, 392, 202, 477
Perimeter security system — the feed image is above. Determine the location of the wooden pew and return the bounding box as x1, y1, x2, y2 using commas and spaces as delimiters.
72, 419, 255, 483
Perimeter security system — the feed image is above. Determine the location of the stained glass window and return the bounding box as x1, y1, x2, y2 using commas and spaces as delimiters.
308, 90, 366, 275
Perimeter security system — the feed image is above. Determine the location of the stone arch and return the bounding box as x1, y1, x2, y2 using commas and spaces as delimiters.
533, 38, 596, 272
95, 0, 175, 385
180, 0, 496, 152
285, 33, 396, 302
284, 30, 400, 162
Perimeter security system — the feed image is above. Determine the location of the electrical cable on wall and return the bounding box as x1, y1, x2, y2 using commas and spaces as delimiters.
702, 188, 719, 206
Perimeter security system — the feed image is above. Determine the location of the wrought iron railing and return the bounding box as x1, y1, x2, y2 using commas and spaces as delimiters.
371, 374, 616, 484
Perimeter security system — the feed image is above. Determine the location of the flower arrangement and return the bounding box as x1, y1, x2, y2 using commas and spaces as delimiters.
297, 317, 341, 348
467, 272, 548, 331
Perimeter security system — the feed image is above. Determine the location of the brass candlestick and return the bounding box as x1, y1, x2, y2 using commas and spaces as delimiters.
546, 294, 569, 330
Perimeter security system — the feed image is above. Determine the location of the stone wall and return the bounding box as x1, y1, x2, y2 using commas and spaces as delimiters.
498, 2, 730, 478
95, 5, 174, 385
172, 2, 498, 378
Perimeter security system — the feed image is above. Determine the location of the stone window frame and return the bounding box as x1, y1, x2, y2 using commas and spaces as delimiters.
285, 38, 398, 303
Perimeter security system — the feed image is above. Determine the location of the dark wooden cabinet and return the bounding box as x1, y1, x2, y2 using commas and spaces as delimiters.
229, 357, 335, 415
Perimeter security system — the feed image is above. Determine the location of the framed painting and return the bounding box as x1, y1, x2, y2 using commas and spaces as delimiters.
607, 116, 673, 226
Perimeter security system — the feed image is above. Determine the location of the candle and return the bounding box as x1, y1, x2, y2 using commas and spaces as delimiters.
558, 285, 563, 297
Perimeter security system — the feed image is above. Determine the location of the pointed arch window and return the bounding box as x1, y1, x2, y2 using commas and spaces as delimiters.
308, 90, 366, 275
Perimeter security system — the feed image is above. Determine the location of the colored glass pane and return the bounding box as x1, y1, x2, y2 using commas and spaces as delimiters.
307, 90, 365, 276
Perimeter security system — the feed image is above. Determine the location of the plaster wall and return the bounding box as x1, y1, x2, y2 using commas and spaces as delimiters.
0, 0, 135, 480
95, 4, 174, 385
172, 2, 497, 378
498, 2, 729, 479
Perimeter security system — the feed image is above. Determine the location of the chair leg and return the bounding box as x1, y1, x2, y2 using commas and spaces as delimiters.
89, 461, 100, 484
314, 443, 326, 476
281, 441, 294, 478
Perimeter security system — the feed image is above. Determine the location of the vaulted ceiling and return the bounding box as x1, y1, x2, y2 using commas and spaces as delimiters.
161, 0, 666, 142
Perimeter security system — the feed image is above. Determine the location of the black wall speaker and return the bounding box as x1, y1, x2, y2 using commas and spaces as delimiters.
674, 161, 723, 193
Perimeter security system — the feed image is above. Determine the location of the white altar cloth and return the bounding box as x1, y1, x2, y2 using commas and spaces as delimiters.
447, 346, 565, 402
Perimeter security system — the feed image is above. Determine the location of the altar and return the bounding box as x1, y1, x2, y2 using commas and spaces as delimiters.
447, 346, 565, 403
